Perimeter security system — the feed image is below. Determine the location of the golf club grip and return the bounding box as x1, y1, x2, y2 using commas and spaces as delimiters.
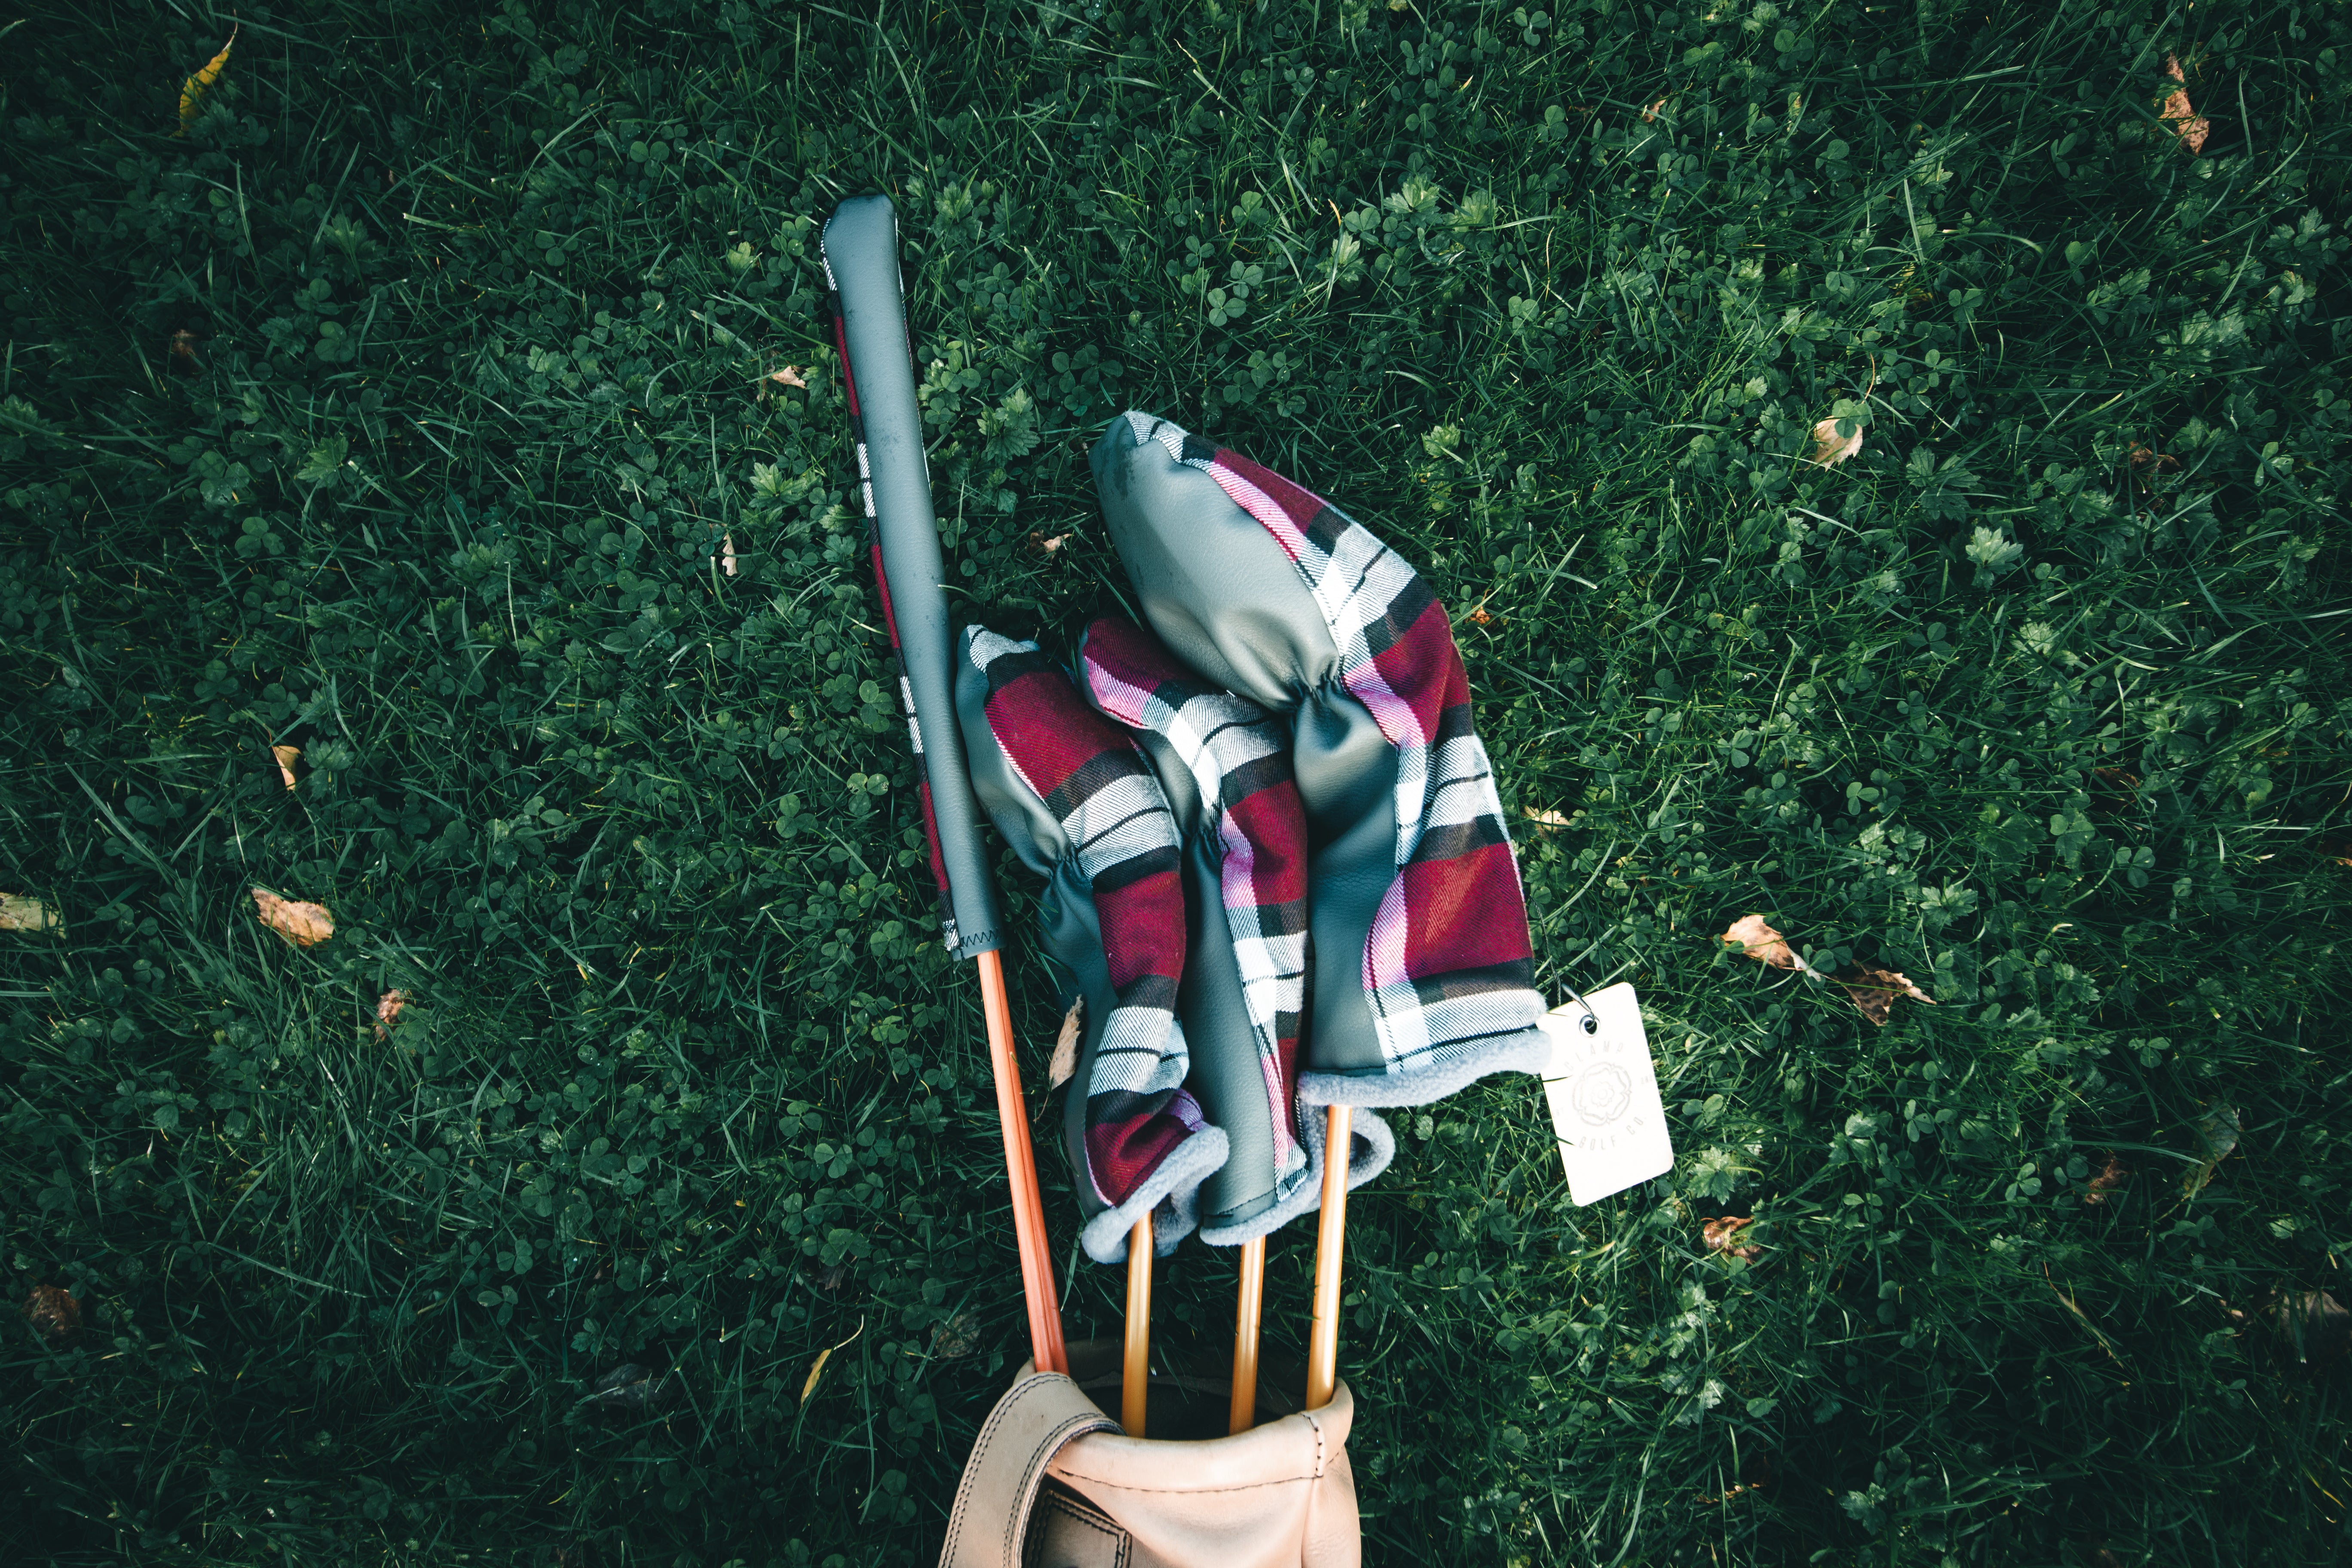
821, 194, 1002, 959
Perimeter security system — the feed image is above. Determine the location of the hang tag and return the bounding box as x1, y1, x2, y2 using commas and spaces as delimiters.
1538, 983, 1674, 1206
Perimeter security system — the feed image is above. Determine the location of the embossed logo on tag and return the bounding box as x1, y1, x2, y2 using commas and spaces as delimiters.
1538, 983, 1675, 1205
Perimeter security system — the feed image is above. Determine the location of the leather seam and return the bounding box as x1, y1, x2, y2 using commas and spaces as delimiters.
1009, 1414, 1115, 1562
941, 1373, 1044, 1566
943, 1375, 1097, 1568
1041, 1473, 1318, 1497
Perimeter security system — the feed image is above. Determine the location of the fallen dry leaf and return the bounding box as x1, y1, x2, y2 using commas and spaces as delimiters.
1642, 98, 1668, 122
272, 744, 300, 790
374, 989, 410, 1040
178, 25, 237, 134
252, 888, 334, 947
170, 329, 201, 364
0, 894, 60, 934
801, 1318, 865, 1406
2084, 1150, 2129, 1207
1048, 1000, 1082, 1090
1026, 530, 1071, 558
583, 1362, 681, 1412
2183, 1103, 2242, 1198
931, 1311, 979, 1359
1840, 965, 1934, 1027
765, 365, 807, 389
1466, 601, 1501, 628
1521, 807, 1571, 830
1805, 416, 1864, 468
2272, 1291, 2350, 1366
1700, 1216, 1760, 1262
721, 533, 738, 577
25, 1284, 80, 1342
1721, 914, 1814, 974
2159, 54, 2209, 156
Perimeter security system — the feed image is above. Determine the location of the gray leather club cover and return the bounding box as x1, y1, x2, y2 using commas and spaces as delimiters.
1091, 413, 1549, 1108
820, 194, 1001, 958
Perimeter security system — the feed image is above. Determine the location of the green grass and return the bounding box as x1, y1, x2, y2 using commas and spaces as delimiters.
3, 0, 2350, 1562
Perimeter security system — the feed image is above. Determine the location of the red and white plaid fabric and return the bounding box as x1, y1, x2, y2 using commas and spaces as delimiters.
1119, 413, 1544, 1083
1079, 616, 1313, 1206
962, 627, 1221, 1259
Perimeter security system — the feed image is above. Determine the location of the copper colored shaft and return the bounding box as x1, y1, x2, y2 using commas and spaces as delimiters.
977, 949, 1067, 1375
1229, 1234, 1266, 1433
1123, 1213, 1153, 1436
1305, 1104, 1352, 1411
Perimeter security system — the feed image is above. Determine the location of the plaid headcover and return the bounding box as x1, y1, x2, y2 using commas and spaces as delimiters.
1079, 616, 1313, 1205
962, 628, 1215, 1223
824, 290, 957, 952
1119, 411, 1544, 1079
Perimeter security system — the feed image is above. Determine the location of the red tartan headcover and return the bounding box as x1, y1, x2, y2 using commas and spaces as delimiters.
1079, 616, 1315, 1222
958, 627, 1226, 1262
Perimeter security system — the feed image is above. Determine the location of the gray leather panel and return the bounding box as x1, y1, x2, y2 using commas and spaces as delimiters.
824, 194, 1001, 956
1288, 690, 1398, 1078
1039, 859, 1120, 1236
1090, 418, 1341, 710
1172, 827, 1280, 1229
1116, 713, 1279, 1233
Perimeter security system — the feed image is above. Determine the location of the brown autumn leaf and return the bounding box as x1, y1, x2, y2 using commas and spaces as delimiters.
252, 887, 334, 947
1642, 98, 1668, 122
1840, 965, 1935, 1027
1465, 600, 1501, 628
1521, 806, 1571, 831
765, 365, 807, 389
1806, 416, 1864, 468
583, 1362, 681, 1412
720, 533, 739, 577
2183, 1103, 2241, 1198
1700, 1216, 1760, 1262
1721, 914, 1814, 974
931, 1311, 979, 1359
2084, 1150, 2129, 1206
2272, 1291, 2351, 1366
0, 894, 61, 934
25, 1284, 80, 1342
170, 329, 202, 364
2158, 54, 2209, 156
2127, 443, 2178, 491
1025, 530, 1071, 558
272, 744, 301, 790
374, 989, 410, 1040
1048, 1000, 1082, 1091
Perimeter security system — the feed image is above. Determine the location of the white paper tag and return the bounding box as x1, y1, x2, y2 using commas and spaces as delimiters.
1538, 983, 1674, 1206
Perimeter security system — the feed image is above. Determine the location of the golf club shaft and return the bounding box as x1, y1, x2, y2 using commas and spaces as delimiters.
1306, 1105, 1352, 1410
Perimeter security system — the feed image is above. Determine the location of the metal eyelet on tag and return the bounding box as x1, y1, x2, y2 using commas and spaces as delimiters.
1559, 983, 1600, 1035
